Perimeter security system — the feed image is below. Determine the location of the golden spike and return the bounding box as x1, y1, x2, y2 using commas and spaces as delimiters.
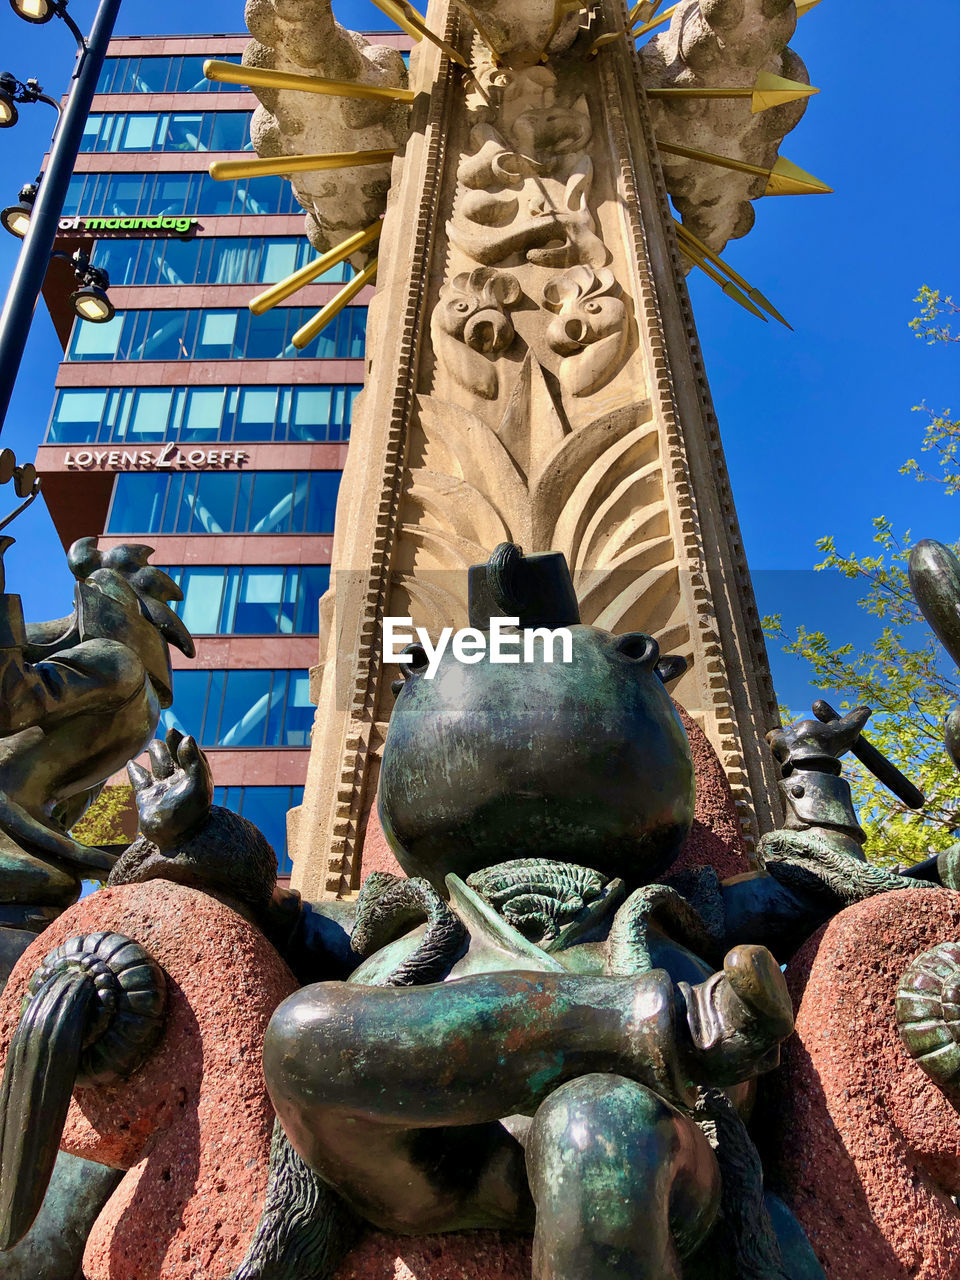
764, 155, 833, 196
796, 0, 824, 14
647, 72, 817, 114
679, 247, 768, 322
674, 221, 791, 327
292, 259, 379, 350
586, 30, 626, 57
656, 140, 832, 195
209, 149, 397, 182
203, 59, 416, 103
628, 0, 657, 24
750, 71, 818, 113
250, 222, 383, 315
633, 2, 676, 37
370, 0, 470, 69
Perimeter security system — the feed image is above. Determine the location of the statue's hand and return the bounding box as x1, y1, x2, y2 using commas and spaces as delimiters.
128, 729, 213, 851
682, 944, 795, 1086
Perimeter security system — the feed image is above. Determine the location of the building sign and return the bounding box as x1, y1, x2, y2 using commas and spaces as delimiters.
63, 445, 249, 471
58, 215, 200, 237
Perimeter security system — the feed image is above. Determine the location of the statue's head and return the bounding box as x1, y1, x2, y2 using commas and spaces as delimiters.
378, 545, 695, 892
49, 539, 194, 708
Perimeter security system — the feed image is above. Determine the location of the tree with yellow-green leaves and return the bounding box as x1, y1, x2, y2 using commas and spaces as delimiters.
763, 288, 960, 869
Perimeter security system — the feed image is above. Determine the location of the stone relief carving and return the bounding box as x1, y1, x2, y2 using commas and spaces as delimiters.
449, 66, 606, 270
431, 268, 521, 399
542, 266, 628, 398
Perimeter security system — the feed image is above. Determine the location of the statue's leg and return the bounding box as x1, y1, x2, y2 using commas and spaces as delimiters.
526, 1074, 720, 1280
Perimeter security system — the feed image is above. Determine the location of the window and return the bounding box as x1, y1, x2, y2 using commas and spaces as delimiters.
80, 111, 253, 153
46, 383, 358, 444
96, 54, 246, 96
210, 785, 305, 876
159, 669, 313, 749
65, 170, 299, 219
65, 305, 368, 363
106, 471, 341, 535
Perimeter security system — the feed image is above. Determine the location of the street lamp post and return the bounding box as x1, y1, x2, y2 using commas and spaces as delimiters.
0, 0, 122, 433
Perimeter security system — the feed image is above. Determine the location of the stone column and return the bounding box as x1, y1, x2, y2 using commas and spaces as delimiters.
286, 0, 785, 899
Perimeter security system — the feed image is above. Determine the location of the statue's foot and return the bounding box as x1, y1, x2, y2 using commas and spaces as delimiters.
681, 945, 794, 1085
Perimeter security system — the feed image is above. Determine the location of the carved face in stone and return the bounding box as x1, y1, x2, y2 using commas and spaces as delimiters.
379, 624, 695, 892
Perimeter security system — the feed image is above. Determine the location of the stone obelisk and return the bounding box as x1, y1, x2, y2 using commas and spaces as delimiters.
242, 0, 814, 898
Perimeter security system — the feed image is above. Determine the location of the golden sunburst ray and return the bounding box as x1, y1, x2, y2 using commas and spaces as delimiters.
633, 2, 676, 37
292, 259, 379, 350
370, 0, 471, 69
209, 149, 397, 182
250, 222, 383, 316
679, 246, 768, 322
656, 140, 832, 195
203, 60, 415, 103
674, 221, 791, 327
648, 71, 817, 114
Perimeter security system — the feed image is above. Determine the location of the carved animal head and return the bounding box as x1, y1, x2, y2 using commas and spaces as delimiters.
431, 269, 522, 399
542, 267, 629, 396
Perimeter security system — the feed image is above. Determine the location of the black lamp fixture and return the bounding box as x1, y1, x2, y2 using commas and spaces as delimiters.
0, 181, 39, 239
54, 249, 115, 323
0, 73, 61, 130
9, 0, 58, 26
0, 73, 19, 128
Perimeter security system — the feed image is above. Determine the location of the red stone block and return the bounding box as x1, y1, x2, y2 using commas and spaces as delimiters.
0, 881, 297, 1280
767, 888, 960, 1279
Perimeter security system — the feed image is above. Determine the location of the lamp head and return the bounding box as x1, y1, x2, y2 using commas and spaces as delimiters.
9, 0, 54, 25
0, 74, 18, 128
69, 282, 115, 324
0, 182, 37, 238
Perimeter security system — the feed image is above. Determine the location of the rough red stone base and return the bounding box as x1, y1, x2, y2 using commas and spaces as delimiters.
335, 1230, 532, 1279
767, 888, 960, 1280
0, 881, 297, 1280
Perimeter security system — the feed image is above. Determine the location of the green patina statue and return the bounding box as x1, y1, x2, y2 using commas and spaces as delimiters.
0, 488, 193, 980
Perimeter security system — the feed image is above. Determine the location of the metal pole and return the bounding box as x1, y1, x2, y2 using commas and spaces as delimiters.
0, 0, 123, 433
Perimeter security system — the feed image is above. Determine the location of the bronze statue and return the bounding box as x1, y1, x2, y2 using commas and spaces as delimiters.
0, 525, 193, 982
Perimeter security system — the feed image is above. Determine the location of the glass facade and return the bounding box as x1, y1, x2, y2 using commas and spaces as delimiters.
81, 110, 253, 153
213, 785, 304, 876
47, 383, 358, 445
64, 170, 300, 219
96, 53, 245, 96
161, 564, 330, 635
106, 469, 341, 535
66, 305, 368, 363
159, 668, 313, 747
90, 235, 349, 288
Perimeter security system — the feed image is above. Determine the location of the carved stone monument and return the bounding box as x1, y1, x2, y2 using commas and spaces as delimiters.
238, 0, 820, 898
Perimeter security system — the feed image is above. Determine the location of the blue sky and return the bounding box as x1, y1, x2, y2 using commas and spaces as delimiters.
0, 0, 956, 716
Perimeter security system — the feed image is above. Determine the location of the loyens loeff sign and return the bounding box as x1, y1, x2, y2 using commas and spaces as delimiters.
63, 444, 249, 470
58, 216, 200, 236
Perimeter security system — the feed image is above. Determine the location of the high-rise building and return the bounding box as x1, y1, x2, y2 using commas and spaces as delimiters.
32, 31, 409, 874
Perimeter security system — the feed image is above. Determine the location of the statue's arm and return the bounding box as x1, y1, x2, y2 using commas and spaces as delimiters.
0, 602, 143, 734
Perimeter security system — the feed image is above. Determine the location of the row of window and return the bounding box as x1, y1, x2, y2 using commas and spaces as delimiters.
161, 563, 330, 636
47, 384, 358, 446
90, 235, 350, 290
96, 53, 245, 97
212, 785, 304, 877
106, 470, 341, 536
67, 305, 368, 363
81, 110, 253, 154
159, 668, 312, 749
65, 170, 300, 220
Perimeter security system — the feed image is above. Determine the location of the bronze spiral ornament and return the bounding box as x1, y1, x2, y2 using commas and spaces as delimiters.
0, 931, 166, 1249
895, 942, 960, 1091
